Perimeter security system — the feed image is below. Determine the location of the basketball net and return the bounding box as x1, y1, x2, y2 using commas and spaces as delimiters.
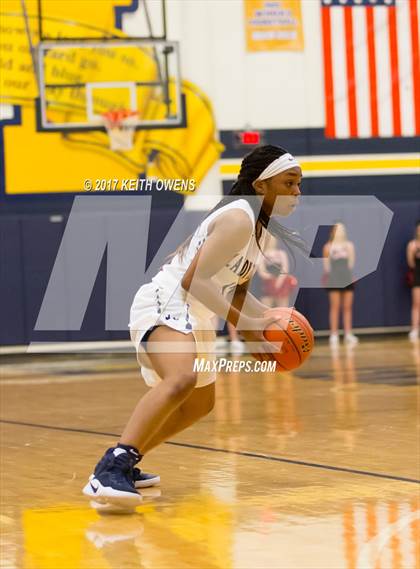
101, 109, 138, 151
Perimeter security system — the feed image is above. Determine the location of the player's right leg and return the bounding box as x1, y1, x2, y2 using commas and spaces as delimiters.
343, 290, 358, 345
83, 326, 197, 507
119, 325, 198, 450
328, 291, 340, 347
410, 287, 420, 341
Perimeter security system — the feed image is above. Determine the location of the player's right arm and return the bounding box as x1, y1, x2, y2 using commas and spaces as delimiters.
181, 210, 279, 359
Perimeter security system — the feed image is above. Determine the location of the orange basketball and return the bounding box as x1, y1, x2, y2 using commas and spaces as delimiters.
258, 307, 314, 371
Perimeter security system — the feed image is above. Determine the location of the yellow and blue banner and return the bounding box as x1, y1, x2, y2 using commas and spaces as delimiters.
244, 0, 304, 52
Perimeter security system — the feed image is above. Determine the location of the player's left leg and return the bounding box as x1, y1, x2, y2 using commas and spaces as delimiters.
343, 290, 358, 345
132, 325, 216, 487
83, 326, 198, 506
85, 384, 215, 511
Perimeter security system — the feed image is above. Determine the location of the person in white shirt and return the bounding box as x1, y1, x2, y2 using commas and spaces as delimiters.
323, 223, 358, 347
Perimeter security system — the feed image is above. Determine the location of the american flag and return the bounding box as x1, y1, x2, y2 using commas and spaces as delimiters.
321, 0, 420, 138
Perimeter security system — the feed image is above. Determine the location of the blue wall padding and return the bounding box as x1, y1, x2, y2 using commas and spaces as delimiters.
1, 199, 419, 345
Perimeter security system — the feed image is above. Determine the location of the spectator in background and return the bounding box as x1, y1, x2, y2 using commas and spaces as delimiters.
226, 321, 246, 354
257, 235, 297, 308
217, 236, 297, 355
215, 321, 246, 354
323, 223, 358, 348
406, 220, 420, 342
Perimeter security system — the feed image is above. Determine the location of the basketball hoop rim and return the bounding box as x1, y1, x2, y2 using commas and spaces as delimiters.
100, 109, 138, 128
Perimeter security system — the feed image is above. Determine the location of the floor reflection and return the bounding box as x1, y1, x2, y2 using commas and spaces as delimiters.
330, 346, 360, 452
16, 496, 419, 569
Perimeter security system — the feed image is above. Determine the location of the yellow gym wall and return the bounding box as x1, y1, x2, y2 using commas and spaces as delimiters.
0, 0, 223, 195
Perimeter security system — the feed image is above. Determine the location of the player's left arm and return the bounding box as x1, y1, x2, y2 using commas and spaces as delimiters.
228, 280, 269, 319
323, 243, 331, 273
348, 241, 356, 270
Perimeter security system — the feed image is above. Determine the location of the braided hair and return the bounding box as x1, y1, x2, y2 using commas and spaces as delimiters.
171, 145, 308, 264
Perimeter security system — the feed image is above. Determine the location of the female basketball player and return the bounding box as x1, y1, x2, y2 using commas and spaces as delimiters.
83, 145, 304, 507
406, 221, 420, 342
323, 223, 358, 347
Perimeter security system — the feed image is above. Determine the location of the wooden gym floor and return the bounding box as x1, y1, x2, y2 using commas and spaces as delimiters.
0, 336, 419, 569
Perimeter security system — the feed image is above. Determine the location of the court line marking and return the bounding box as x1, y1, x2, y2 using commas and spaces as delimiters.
1, 419, 419, 485
0, 373, 135, 386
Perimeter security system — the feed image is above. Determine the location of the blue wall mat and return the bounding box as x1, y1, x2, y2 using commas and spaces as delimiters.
20, 214, 69, 345
0, 216, 25, 344
68, 247, 112, 343
380, 200, 419, 326
1, 198, 419, 345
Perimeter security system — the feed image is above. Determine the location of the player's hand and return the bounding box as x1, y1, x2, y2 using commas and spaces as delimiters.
238, 315, 282, 362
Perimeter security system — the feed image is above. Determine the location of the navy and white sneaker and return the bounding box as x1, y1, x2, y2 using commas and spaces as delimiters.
133, 468, 160, 489
83, 446, 142, 508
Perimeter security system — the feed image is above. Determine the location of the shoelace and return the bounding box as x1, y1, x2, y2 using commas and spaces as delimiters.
105, 455, 136, 485
110, 453, 138, 472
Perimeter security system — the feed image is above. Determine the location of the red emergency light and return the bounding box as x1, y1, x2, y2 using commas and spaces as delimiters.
239, 131, 261, 145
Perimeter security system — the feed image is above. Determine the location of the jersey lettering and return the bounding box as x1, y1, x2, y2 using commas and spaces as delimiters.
228, 256, 243, 273
222, 282, 238, 296
227, 255, 255, 280
238, 259, 254, 279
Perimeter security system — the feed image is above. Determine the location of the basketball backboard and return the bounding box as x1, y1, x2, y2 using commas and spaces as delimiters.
36, 39, 185, 132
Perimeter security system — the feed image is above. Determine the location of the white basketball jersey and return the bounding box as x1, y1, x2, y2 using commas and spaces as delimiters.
149, 199, 270, 320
